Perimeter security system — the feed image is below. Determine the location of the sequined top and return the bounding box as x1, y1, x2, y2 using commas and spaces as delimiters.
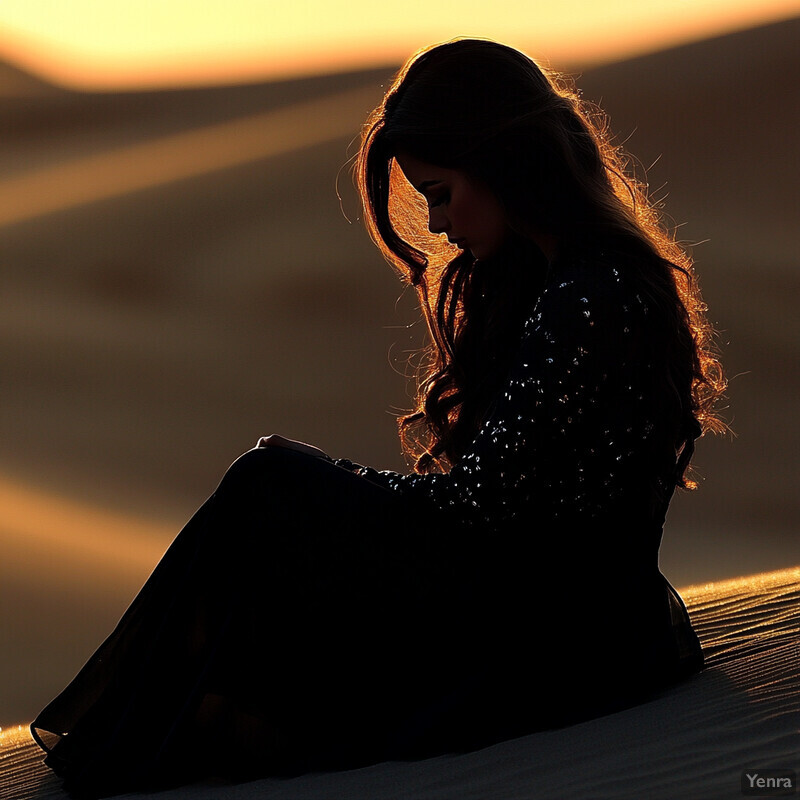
334, 250, 683, 541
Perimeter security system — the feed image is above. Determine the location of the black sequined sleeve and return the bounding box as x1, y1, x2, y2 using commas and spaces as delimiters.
334, 259, 667, 530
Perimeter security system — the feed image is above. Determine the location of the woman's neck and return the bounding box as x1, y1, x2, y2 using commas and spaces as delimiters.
485, 231, 556, 271
529, 231, 559, 265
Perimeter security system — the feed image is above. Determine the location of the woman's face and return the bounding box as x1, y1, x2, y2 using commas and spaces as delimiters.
395, 152, 509, 260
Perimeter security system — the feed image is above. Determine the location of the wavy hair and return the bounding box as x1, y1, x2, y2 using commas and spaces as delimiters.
356, 39, 726, 487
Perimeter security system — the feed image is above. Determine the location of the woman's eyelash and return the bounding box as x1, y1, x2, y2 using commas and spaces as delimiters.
429, 193, 450, 208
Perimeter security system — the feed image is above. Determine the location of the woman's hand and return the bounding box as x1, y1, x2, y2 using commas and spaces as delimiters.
257, 434, 331, 460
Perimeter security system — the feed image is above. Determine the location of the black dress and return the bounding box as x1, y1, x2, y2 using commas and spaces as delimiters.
31, 247, 704, 798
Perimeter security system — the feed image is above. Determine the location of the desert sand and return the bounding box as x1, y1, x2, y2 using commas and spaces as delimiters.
2, 565, 798, 800
0, 11, 798, 780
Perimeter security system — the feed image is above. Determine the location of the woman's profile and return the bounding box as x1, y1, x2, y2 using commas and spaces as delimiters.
31, 38, 726, 798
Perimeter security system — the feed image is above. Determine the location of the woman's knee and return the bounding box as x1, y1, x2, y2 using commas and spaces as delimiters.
215, 445, 350, 512
219, 446, 307, 490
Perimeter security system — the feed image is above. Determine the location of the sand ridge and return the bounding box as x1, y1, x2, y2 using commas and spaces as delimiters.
2, 565, 797, 800
0, 86, 379, 228
1, 15, 799, 793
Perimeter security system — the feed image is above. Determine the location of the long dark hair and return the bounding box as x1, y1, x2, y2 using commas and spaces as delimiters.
356, 39, 726, 487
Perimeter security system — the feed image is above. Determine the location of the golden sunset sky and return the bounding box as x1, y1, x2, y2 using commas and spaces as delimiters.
0, 0, 798, 89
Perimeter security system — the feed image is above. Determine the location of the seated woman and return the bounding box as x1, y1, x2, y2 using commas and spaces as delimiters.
31, 38, 726, 798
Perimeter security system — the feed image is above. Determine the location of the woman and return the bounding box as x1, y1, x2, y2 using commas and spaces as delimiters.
32, 39, 725, 797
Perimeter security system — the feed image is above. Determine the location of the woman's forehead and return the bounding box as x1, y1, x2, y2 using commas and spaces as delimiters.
395, 153, 458, 192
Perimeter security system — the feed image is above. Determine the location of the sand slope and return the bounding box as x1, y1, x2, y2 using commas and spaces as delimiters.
1, 12, 799, 736
0, 18, 797, 577
2, 565, 797, 800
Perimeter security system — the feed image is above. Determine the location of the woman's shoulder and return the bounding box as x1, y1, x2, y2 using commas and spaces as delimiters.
547, 245, 642, 291
534, 246, 650, 325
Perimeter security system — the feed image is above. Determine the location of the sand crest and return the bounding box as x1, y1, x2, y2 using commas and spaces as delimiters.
2, 565, 797, 800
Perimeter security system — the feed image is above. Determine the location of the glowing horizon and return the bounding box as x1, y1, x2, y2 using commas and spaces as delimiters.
0, 0, 797, 90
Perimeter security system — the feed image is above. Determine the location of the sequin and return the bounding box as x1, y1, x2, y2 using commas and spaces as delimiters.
332, 254, 684, 532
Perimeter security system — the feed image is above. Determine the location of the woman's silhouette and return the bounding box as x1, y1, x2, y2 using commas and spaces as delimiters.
32, 39, 725, 798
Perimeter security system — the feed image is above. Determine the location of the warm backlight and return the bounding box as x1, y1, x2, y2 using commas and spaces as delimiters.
0, 0, 797, 89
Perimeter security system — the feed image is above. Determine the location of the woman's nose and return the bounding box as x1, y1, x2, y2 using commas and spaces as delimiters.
428, 207, 449, 235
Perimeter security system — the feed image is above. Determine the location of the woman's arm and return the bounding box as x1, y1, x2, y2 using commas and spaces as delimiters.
332, 258, 667, 530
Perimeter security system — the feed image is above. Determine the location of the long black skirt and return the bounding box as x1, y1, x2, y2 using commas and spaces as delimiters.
31, 447, 702, 798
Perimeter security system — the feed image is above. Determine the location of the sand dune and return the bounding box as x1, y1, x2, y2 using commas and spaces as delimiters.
0, 18, 796, 576
0, 86, 377, 228
2, 565, 797, 800
0, 475, 177, 729
0, 15, 798, 732
0, 59, 60, 99
0, 473, 171, 589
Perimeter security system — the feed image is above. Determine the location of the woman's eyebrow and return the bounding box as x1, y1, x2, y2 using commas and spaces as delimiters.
415, 180, 443, 193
